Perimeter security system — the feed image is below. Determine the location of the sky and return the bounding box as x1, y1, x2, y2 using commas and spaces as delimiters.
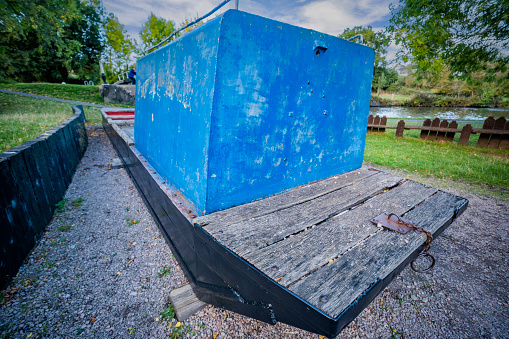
102, 0, 398, 59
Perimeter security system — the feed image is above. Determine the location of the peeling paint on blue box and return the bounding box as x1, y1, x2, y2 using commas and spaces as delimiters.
135, 10, 374, 215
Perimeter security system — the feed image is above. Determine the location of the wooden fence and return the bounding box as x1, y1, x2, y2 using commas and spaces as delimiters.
367, 115, 509, 150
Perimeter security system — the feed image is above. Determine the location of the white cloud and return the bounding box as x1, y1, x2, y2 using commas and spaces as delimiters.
272, 0, 392, 36
103, 0, 238, 41
104, 0, 393, 40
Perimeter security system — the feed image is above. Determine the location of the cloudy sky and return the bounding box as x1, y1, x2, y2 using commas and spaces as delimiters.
102, 0, 395, 45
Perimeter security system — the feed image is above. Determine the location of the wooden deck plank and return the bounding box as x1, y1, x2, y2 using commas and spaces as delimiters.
207, 172, 402, 257
289, 191, 467, 318
245, 180, 437, 287
121, 126, 135, 142
194, 168, 377, 228
169, 284, 208, 321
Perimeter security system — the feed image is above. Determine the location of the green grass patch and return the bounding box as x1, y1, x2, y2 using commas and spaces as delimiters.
157, 265, 171, 278
0, 82, 133, 108
1, 82, 102, 104
0, 92, 74, 152
55, 199, 68, 212
57, 224, 72, 232
0, 92, 102, 152
160, 304, 175, 320
72, 197, 85, 208
364, 133, 509, 187
377, 92, 414, 102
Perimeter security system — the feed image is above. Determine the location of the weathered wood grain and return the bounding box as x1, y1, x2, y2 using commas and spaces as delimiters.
478, 116, 495, 147
420, 119, 431, 140
121, 126, 135, 142
427, 118, 440, 141
436, 120, 448, 141
500, 119, 509, 150
245, 180, 437, 287
458, 124, 473, 145
373, 116, 381, 132
207, 172, 402, 257
445, 121, 458, 142
487, 117, 506, 149
367, 114, 374, 131
395, 120, 405, 138
169, 284, 207, 321
379, 116, 387, 133
289, 191, 467, 318
194, 168, 377, 228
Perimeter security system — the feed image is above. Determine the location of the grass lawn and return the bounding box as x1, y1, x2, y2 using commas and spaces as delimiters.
0, 82, 133, 108
364, 132, 509, 187
0, 92, 102, 152
375, 92, 414, 102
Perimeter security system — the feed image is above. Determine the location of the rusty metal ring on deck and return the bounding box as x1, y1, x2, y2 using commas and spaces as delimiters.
410, 252, 436, 273
386, 213, 402, 223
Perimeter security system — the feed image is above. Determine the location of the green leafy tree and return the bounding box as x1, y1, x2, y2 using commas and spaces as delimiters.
179, 17, 204, 34
64, 0, 105, 83
338, 26, 391, 74
0, 0, 104, 83
0, 0, 78, 82
138, 13, 176, 56
388, 0, 509, 81
373, 68, 399, 94
103, 13, 136, 83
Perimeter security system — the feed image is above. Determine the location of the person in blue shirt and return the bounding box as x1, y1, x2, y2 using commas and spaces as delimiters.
128, 68, 136, 84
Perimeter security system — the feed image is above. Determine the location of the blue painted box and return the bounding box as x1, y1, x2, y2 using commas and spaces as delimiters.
135, 10, 374, 215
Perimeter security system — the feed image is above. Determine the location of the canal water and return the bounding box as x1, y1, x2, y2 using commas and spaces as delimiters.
369, 106, 509, 121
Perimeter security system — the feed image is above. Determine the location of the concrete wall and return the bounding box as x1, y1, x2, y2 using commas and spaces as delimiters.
135, 10, 374, 214
99, 84, 135, 105
0, 106, 87, 288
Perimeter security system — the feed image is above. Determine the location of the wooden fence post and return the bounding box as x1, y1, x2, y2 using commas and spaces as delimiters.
477, 116, 495, 147
499, 119, 509, 150
420, 119, 431, 140
488, 117, 506, 149
458, 124, 473, 145
373, 115, 381, 132
380, 116, 387, 133
436, 120, 449, 141
445, 121, 458, 142
427, 118, 441, 141
395, 120, 405, 138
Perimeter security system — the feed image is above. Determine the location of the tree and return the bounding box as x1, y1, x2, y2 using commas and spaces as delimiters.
138, 13, 175, 56
0, 0, 78, 82
339, 26, 396, 92
388, 0, 509, 81
65, 0, 105, 83
103, 13, 136, 83
373, 68, 399, 94
338, 26, 391, 75
0, 0, 105, 83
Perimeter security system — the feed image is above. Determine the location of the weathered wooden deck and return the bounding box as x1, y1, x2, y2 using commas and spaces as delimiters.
103, 110, 468, 336
122, 125, 134, 141
194, 168, 467, 319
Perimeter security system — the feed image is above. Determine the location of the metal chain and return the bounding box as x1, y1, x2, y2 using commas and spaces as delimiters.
386, 213, 436, 273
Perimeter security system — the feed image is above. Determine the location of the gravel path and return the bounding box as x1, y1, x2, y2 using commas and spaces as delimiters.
1, 128, 507, 338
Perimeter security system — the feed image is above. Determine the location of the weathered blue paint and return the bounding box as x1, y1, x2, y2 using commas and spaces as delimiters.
135, 10, 374, 214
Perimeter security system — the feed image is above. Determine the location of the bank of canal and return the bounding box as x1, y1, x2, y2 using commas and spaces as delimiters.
370, 106, 509, 121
